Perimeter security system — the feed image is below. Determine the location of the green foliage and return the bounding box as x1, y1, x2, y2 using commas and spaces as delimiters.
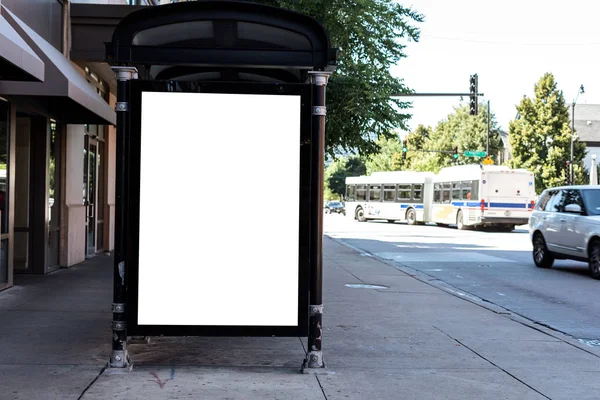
325, 156, 367, 200
508, 73, 587, 193
251, 0, 424, 157
410, 103, 501, 173
365, 135, 404, 174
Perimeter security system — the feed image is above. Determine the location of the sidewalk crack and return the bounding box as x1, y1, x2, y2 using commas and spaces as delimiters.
433, 326, 552, 400
77, 365, 106, 400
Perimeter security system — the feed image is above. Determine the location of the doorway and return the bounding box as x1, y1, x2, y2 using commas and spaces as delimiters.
84, 135, 98, 257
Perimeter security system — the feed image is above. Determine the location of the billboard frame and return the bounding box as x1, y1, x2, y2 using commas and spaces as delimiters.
124, 79, 312, 338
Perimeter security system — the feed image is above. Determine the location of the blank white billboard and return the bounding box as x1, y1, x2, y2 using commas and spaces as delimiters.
137, 91, 301, 326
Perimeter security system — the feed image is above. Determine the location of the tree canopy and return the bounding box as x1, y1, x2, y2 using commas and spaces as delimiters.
410, 102, 501, 173
508, 73, 587, 192
253, 0, 424, 157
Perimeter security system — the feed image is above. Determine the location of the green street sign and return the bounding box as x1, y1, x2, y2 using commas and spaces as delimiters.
464, 150, 486, 157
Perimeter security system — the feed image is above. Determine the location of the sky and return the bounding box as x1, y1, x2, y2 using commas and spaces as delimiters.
392, 0, 600, 135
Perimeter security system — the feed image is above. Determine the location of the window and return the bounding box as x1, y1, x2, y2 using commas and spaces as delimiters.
383, 185, 395, 202
397, 184, 411, 200
452, 182, 461, 200
470, 180, 479, 201
582, 189, 600, 215
557, 189, 584, 212
544, 190, 561, 212
369, 185, 381, 201
412, 184, 423, 200
356, 185, 367, 201
536, 191, 551, 211
346, 185, 355, 201
442, 183, 452, 204
433, 183, 441, 203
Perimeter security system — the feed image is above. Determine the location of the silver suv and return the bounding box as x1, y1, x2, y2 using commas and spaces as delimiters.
529, 185, 600, 279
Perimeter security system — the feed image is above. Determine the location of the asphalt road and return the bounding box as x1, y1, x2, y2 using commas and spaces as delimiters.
324, 213, 600, 343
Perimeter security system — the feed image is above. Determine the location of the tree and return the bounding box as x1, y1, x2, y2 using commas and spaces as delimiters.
410, 102, 501, 172
325, 156, 367, 199
365, 135, 404, 174
508, 73, 587, 193
252, 0, 424, 157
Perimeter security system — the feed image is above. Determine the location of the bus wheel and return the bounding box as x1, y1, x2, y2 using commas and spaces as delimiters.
457, 210, 467, 230
356, 207, 367, 222
406, 208, 417, 225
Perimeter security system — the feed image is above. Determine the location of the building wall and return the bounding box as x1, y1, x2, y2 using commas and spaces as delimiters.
63, 125, 86, 266
1, 0, 64, 52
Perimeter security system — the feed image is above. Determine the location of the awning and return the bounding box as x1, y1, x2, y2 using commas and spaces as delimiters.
0, 11, 44, 82
0, 6, 115, 125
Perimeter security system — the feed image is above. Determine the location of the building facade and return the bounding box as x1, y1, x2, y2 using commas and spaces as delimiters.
570, 104, 600, 172
0, 0, 143, 291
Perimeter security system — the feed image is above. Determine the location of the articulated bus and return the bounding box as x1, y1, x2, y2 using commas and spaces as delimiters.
345, 171, 434, 224
345, 165, 536, 231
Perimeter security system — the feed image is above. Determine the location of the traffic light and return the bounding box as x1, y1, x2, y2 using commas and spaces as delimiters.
565, 161, 571, 184
469, 74, 478, 115
402, 140, 408, 159
453, 146, 459, 159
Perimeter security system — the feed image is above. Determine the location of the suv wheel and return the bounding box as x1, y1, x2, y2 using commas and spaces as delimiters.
588, 240, 600, 279
532, 233, 554, 268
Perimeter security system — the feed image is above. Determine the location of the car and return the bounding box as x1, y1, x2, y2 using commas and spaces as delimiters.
529, 185, 600, 279
325, 201, 345, 215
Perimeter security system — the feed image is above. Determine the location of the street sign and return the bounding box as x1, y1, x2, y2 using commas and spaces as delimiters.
482, 156, 494, 165
464, 150, 486, 157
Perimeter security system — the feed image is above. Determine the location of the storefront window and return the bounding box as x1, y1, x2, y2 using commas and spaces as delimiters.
0, 100, 9, 283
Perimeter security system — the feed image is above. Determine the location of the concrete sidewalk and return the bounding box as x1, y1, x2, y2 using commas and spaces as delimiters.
1, 237, 599, 399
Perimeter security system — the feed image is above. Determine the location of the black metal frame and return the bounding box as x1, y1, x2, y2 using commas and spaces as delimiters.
124, 79, 312, 337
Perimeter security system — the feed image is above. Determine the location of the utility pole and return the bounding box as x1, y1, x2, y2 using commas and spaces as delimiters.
487, 100, 490, 155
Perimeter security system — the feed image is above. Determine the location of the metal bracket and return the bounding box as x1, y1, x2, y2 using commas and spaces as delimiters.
308, 70, 332, 86
111, 66, 138, 81
310, 304, 323, 316
312, 106, 326, 116
108, 349, 132, 370
301, 350, 327, 374
115, 102, 128, 112
112, 321, 126, 331
112, 303, 125, 313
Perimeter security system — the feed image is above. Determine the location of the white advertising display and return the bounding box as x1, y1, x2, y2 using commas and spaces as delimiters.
137, 92, 301, 326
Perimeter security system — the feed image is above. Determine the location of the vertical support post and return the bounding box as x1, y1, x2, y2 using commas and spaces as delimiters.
108, 66, 138, 369
302, 70, 331, 373
486, 100, 490, 156
571, 102, 575, 185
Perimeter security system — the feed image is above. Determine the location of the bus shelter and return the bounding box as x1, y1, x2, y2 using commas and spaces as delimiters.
105, 0, 336, 373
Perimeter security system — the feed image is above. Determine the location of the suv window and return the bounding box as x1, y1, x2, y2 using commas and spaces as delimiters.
558, 189, 584, 212
581, 188, 600, 215
543, 190, 561, 212
536, 191, 551, 211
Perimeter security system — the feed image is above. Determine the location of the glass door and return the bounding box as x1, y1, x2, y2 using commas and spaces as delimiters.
84, 136, 98, 257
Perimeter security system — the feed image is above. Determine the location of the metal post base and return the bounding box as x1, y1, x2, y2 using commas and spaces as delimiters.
300, 350, 328, 374
129, 336, 151, 344
107, 349, 133, 371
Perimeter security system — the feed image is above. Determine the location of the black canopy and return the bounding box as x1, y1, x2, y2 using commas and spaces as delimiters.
106, 0, 336, 83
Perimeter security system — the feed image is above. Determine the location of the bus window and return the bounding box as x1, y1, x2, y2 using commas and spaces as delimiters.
346, 185, 355, 201
412, 184, 423, 200
452, 182, 461, 200
383, 185, 395, 202
397, 184, 411, 201
433, 183, 441, 203
356, 185, 367, 201
369, 185, 381, 201
470, 180, 479, 200
442, 183, 452, 204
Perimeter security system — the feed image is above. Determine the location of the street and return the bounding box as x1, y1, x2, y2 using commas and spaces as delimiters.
324, 213, 600, 345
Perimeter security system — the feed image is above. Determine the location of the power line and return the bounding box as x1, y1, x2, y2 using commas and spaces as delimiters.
422, 35, 600, 47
